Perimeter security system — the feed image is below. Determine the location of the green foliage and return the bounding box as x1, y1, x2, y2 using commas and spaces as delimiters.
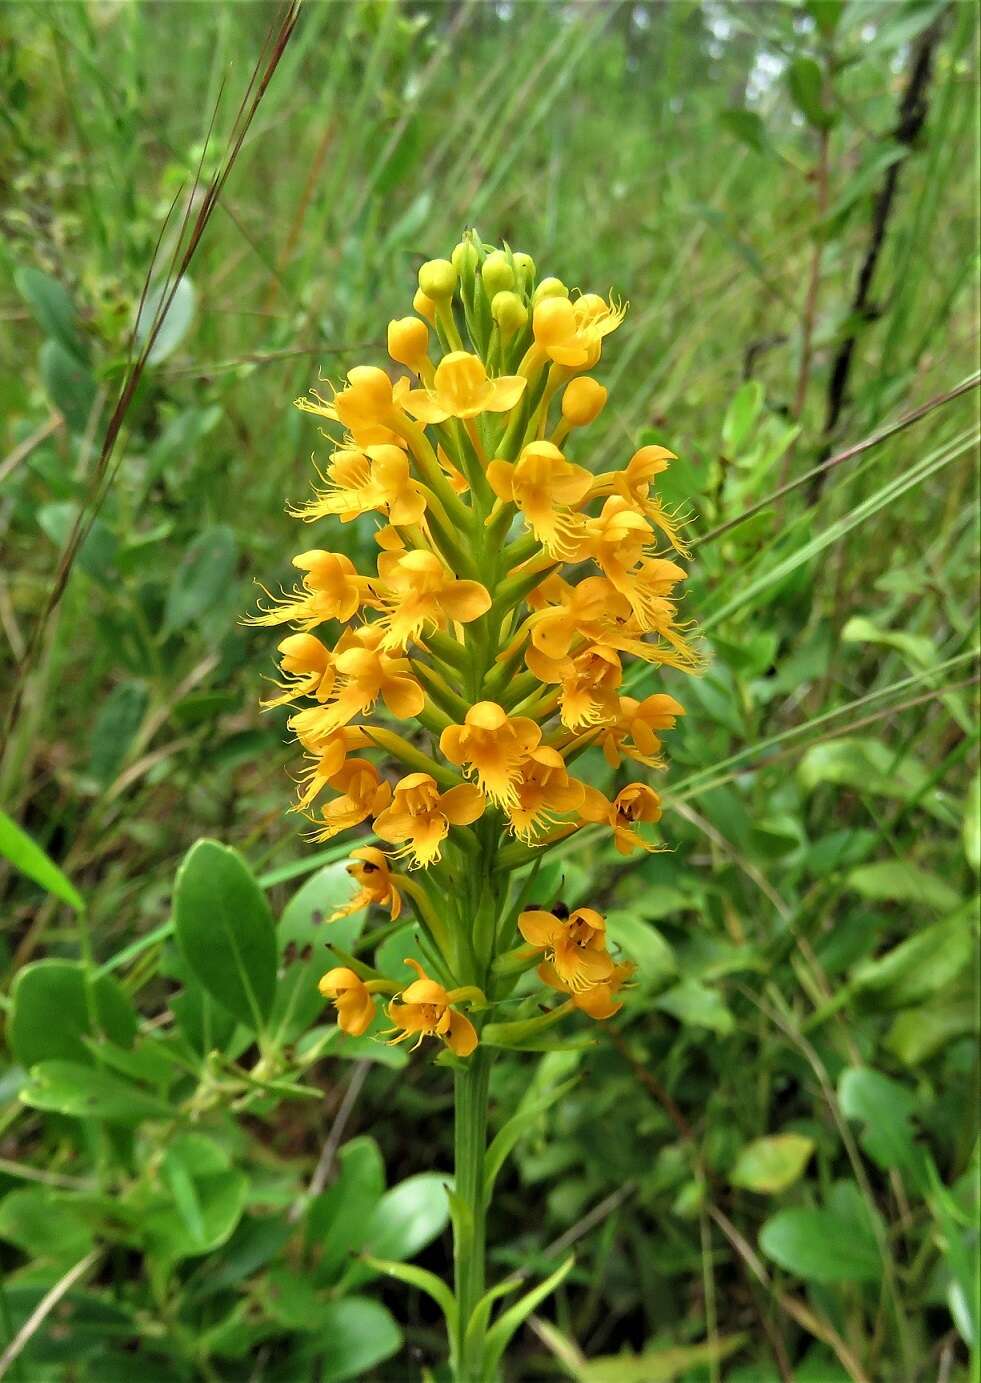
1, 0, 978, 1378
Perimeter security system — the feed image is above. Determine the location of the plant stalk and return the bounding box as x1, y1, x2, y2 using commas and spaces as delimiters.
453, 1042, 492, 1381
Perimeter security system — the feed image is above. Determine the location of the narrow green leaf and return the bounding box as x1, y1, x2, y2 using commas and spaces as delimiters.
483, 1078, 578, 1206
163, 525, 238, 634
481, 1256, 575, 1382
359, 1255, 457, 1334
0, 810, 84, 911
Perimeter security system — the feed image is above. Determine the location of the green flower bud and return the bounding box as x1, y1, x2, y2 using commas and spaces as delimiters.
418, 258, 458, 300
451, 239, 479, 278
491, 290, 528, 336
533, 276, 568, 304
512, 251, 535, 286
481, 250, 514, 297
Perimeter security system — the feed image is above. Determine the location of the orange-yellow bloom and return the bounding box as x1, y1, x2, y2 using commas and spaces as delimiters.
373, 549, 491, 651
486, 442, 592, 559
524, 574, 627, 660
261, 633, 334, 709
384, 959, 478, 1056
582, 498, 689, 635
290, 724, 372, 811
291, 445, 426, 527
249, 550, 370, 632
518, 906, 614, 992
539, 958, 635, 1019
439, 702, 541, 807
295, 626, 425, 738
296, 366, 406, 449
308, 758, 391, 840
318, 967, 376, 1036
372, 772, 485, 867
506, 746, 584, 840
591, 445, 690, 556
531, 292, 626, 369
580, 781, 662, 854
331, 846, 402, 922
526, 642, 622, 730
598, 693, 685, 769
402, 352, 525, 423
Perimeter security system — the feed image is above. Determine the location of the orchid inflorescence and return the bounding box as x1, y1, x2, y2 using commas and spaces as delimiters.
252, 231, 698, 1058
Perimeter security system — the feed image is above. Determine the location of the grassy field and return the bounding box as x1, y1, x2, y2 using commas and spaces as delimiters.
1, 1, 979, 1379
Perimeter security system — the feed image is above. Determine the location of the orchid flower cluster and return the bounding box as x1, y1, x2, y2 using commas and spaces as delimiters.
252, 232, 697, 1060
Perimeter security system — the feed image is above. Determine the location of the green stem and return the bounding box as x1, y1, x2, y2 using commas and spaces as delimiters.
453, 1043, 492, 1381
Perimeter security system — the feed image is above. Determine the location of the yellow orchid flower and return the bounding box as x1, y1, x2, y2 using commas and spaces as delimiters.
296, 365, 406, 449
330, 846, 403, 922
539, 958, 636, 1020
290, 444, 426, 527
598, 693, 686, 769
318, 967, 377, 1037
290, 724, 372, 811
579, 780, 663, 854
486, 441, 592, 559
260, 633, 335, 709
531, 292, 626, 369
307, 757, 391, 840
372, 549, 491, 652
590, 445, 691, 557
402, 351, 525, 423
439, 701, 542, 808
384, 959, 479, 1056
505, 746, 584, 841
248, 550, 370, 632
518, 906, 614, 993
372, 772, 485, 868
295, 626, 425, 738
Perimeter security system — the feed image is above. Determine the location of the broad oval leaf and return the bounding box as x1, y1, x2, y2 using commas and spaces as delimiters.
9, 959, 136, 1069
760, 1207, 880, 1283
730, 1133, 815, 1194
174, 839, 277, 1032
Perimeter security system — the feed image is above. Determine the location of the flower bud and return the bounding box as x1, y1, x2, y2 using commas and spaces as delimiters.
481, 250, 514, 297
387, 316, 429, 370
413, 287, 437, 324
533, 276, 568, 304
491, 290, 528, 336
418, 258, 457, 301
511, 252, 535, 287
561, 376, 608, 427
451, 239, 479, 278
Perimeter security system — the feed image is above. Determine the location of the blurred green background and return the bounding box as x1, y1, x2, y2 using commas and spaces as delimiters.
1, 1, 978, 1379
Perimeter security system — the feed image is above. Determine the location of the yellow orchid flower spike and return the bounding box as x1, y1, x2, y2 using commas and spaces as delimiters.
252, 232, 701, 1381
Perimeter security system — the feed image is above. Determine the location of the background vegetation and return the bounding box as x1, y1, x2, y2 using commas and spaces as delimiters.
1, 1, 978, 1379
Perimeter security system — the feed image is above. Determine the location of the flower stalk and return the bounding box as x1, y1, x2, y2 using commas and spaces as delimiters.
252, 229, 699, 1379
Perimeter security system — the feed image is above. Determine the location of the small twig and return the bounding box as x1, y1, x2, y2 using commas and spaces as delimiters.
0, 1250, 101, 1380
288, 1059, 371, 1222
